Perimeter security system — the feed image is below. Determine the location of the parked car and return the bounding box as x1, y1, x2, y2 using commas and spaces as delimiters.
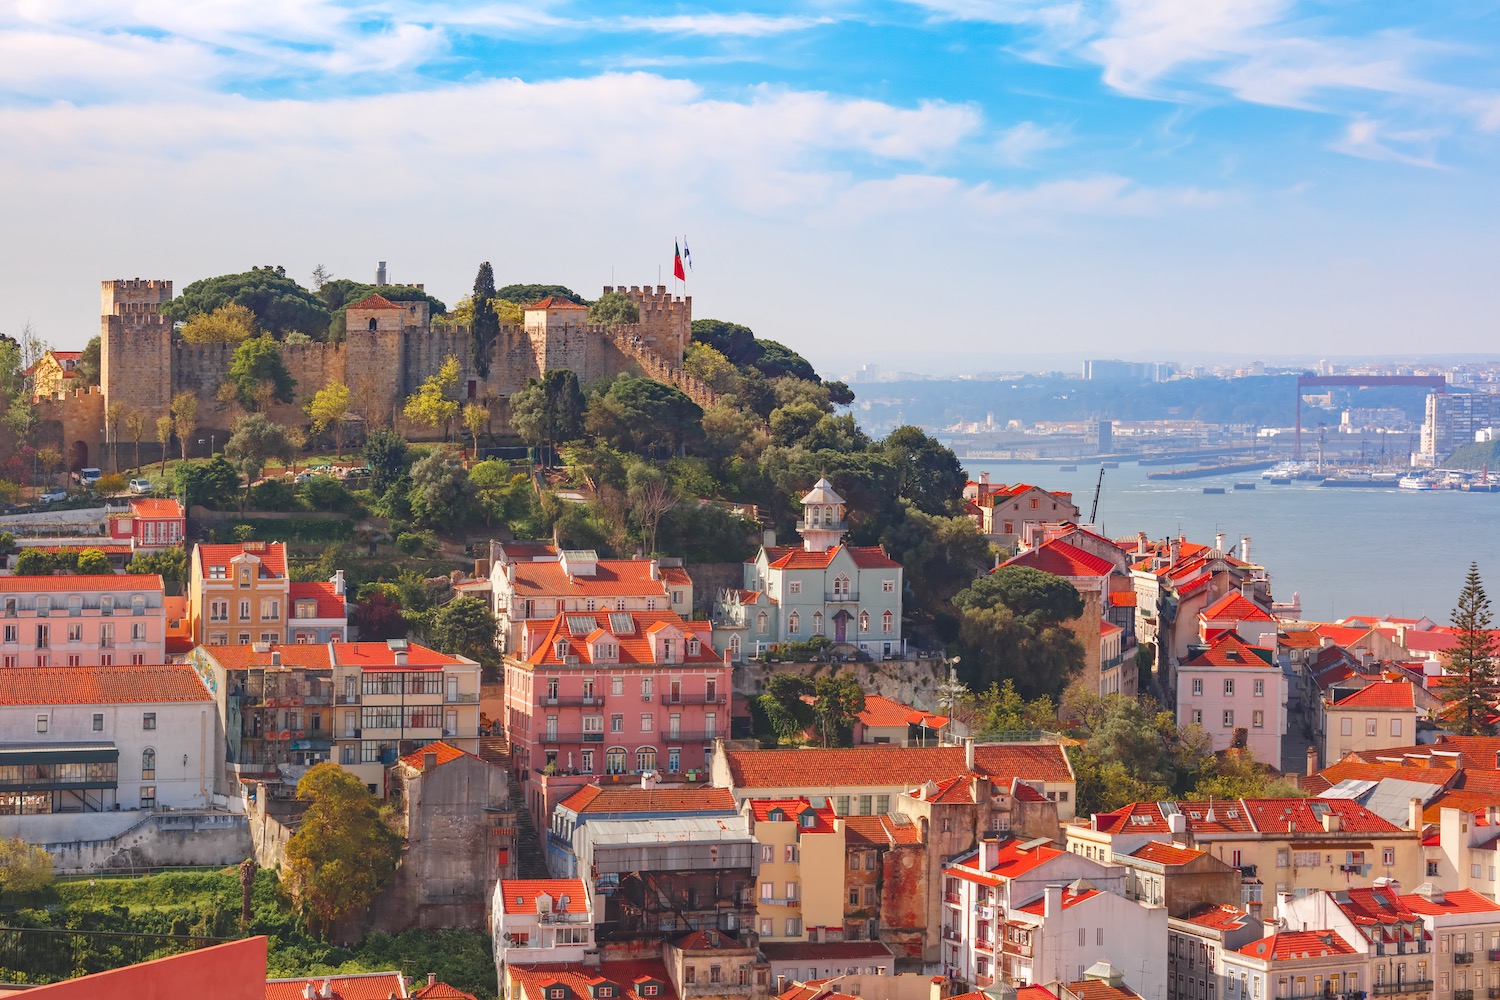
38, 489, 68, 504
73, 467, 103, 486
129, 478, 153, 495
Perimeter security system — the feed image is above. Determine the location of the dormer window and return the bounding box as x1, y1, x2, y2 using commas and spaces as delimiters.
209, 566, 226, 580
551, 990, 566, 1000
239, 567, 251, 588
688, 638, 700, 656
800, 812, 817, 829
555, 639, 570, 659
768, 808, 785, 822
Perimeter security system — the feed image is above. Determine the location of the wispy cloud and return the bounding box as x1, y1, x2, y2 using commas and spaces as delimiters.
611, 13, 834, 37
994, 120, 1067, 165
1328, 116, 1447, 169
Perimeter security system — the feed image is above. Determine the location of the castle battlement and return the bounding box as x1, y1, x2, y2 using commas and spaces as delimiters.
101, 278, 172, 317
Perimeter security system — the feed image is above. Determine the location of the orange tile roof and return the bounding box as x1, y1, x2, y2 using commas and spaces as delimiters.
1279, 631, 1325, 648
508, 558, 675, 598
347, 293, 402, 310
841, 813, 924, 846
1184, 634, 1277, 669
557, 784, 737, 815
1100, 621, 1123, 637
1094, 797, 1397, 836
1238, 798, 1400, 835
1239, 930, 1357, 960
858, 694, 919, 728
521, 610, 718, 667
1179, 903, 1252, 931
196, 542, 287, 577
202, 644, 333, 669
660, 566, 692, 586
1017, 987, 1061, 1000
1306, 758, 1460, 796
398, 741, 481, 772
1400, 888, 1500, 915
525, 296, 587, 311
0, 574, 163, 593
498, 878, 590, 915
130, 497, 184, 518
947, 838, 1063, 883
1128, 841, 1206, 866
763, 544, 901, 571
1331, 681, 1417, 710
0, 664, 210, 705
1015, 886, 1099, 915
412, 984, 478, 1000
1108, 591, 1137, 607
266, 973, 409, 1000
1003, 539, 1115, 578
330, 641, 465, 671
508, 962, 676, 1000
1066, 979, 1140, 1000
31, 544, 133, 556
1201, 591, 1275, 623
1422, 789, 1500, 824
749, 798, 838, 831
722, 743, 1074, 789
289, 580, 347, 619
756, 941, 893, 961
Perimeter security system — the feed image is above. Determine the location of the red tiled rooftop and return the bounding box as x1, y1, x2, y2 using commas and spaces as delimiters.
1015, 885, 1100, 915
1128, 841, 1207, 866
498, 878, 590, 915
859, 694, 920, 729
0, 574, 163, 593
525, 296, 587, 311
1179, 903, 1251, 931
289, 580, 347, 619
721, 743, 1074, 789
266, 972, 407, 1000
196, 541, 287, 577
202, 644, 333, 669
1108, 591, 1137, 607
1279, 631, 1325, 648
1201, 591, 1275, 623
1331, 681, 1417, 710
1239, 930, 1358, 960
413, 983, 478, 1000
508, 558, 672, 598
749, 798, 838, 831
508, 961, 674, 1000
841, 813, 924, 846
398, 741, 480, 772
1184, 633, 1277, 669
1400, 888, 1500, 915
520, 611, 718, 667
1002, 539, 1115, 578
330, 641, 465, 671
130, 497, 185, 518
1066, 979, 1141, 1000
346, 293, 401, 310
765, 544, 900, 571
557, 784, 737, 815
0, 664, 209, 705
947, 838, 1064, 883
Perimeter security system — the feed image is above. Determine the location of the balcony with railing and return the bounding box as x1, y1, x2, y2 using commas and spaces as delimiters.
1372, 982, 1432, 995
942, 927, 962, 943
445, 692, 479, 703
1455, 990, 1474, 1000
659, 730, 718, 743
541, 732, 606, 744
543, 694, 606, 707
823, 591, 859, 604
1490, 950, 1500, 962
1001, 940, 1032, 958
796, 518, 846, 534
1487, 988, 1500, 999
943, 891, 962, 904
1455, 952, 1475, 965
660, 693, 728, 706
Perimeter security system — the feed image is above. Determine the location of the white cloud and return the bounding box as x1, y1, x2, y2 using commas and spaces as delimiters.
970, 173, 1223, 215
1328, 116, 1446, 169
994, 120, 1067, 165
611, 13, 834, 37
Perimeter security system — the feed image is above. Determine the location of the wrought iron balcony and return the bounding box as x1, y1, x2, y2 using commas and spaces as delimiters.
660, 730, 718, 742
1455, 952, 1475, 965
660, 693, 727, 706
540, 732, 606, 744
1372, 981, 1432, 995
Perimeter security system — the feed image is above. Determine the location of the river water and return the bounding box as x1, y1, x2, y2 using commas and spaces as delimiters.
964, 460, 1500, 624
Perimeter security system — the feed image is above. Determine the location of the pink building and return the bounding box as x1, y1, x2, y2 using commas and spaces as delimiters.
107, 498, 187, 553
0, 574, 167, 667
1175, 633, 1288, 764
504, 609, 729, 827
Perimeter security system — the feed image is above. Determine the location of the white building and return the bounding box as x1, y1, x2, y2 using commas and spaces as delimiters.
491, 878, 595, 978
0, 664, 219, 817
1007, 879, 1169, 998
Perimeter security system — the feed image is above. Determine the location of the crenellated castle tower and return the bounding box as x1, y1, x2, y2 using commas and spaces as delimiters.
100, 279, 174, 420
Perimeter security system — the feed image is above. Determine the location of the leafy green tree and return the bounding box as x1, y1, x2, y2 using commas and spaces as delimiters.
880, 504, 992, 637
495, 283, 582, 305
585, 375, 704, 458
125, 410, 148, 471
306, 378, 351, 457
76, 548, 112, 575
179, 302, 257, 344
470, 262, 498, 378
690, 319, 759, 365
757, 673, 814, 743
682, 343, 739, 393
0, 532, 15, 557
462, 402, 489, 455
408, 448, 475, 527
753, 340, 818, 381
174, 456, 239, 510
223, 336, 296, 412
825, 380, 855, 406
0, 837, 54, 901
768, 401, 824, 447
0, 338, 37, 446
300, 475, 353, 513
403, 355, 460, 438
960, 679, 1058, 734
75, 336, 101, 387
952, 566, 1085, 699
224, 414, 295, 511
351, 591, 407, 641
319, 278, 446, 314
510, 370, 585, 465
363, 428, 409, 494
656, 502, 755, 563
428, 596, 498, 666
1438, 562, 1500, 736
811, 674, 866, 748
588, 291, 639, 326
12, 549, 53, 576
163, 266, 331, 339
282, 763, 402, 939
1193, 749, 1305, 801
155, 415, 173, 475
626, 462, 677, 556
882, 426, 966, 516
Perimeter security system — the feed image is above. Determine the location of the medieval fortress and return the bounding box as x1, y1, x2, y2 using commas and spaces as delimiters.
40, 278, 714, 462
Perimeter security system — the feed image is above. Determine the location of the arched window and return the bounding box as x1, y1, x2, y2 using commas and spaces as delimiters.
756, 611, 768, 635
605, 747, 627, 774
859, 611, 870, 633
141, 748, 155, 779
729, 635, 741, 659
882, 610, 894, 634
787, 611, 800, 635
812, 612, 824, 636
833, 574, 851, 598
367, 317, 378, 332
637, 747, 657, 772
131, 595, 146, 616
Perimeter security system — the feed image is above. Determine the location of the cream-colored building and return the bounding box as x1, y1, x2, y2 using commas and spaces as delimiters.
1069, 798, 1423, 901
1322, 678, 1422, 765
745, 798, 846, 943
189, 542, 290, 647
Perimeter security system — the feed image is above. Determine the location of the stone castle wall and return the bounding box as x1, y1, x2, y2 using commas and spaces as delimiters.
98, 279, 704, 443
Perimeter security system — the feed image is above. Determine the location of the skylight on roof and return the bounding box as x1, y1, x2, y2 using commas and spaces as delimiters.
1130, 815, 1153, 826
608, 612, 635, 634
567, 615, 599, 636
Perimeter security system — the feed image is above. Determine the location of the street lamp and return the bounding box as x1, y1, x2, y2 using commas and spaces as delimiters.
197, 434, 216, 457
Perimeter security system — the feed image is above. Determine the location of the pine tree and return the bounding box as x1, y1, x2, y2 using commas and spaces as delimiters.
470, 261, 498, 379
1439, 562, 1499, 736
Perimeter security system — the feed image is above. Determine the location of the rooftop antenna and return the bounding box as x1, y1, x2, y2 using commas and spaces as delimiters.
1089, 465, 1105, 524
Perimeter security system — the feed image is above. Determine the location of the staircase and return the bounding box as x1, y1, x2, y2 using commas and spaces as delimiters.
509, 790, 552, 880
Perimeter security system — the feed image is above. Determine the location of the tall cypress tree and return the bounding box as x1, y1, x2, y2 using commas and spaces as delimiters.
471, 261, 498, 379
1438, 562, 1499, 736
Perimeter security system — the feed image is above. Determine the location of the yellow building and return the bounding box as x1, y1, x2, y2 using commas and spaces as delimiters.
28, 349, 82, 400
189, 542, 290, 647
1321, 678, 1422, 765
746, 798, 846, 943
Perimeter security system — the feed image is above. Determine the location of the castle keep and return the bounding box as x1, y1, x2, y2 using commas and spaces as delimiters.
81, 279, 712, 455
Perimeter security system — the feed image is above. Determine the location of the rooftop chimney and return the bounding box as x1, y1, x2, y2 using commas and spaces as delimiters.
1322, 812, 1342, 833
332, 568, 346, 596
1044, 883, 1064, 920
1410, 797, 1424, 832
980, 472, 990, 486
1240, 536, 1252, 564
1215, 532, 1226, 553
423, 751, 438, 772
429, 973, 437, 987
1137, 531, 1149, 556
964, 737, 975, 772
1306, 745, 1319, 777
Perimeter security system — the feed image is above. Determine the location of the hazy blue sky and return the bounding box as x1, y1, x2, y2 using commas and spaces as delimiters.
3, 1, 1498, 376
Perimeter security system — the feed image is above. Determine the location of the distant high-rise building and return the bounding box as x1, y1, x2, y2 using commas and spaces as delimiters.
1422, 391, 1500, 458
1081, 359, 1174, 382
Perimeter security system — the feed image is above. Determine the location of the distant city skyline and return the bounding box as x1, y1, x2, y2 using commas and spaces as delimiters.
3, 2, 1498, 369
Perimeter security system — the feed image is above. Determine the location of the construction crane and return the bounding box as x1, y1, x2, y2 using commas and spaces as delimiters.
1089, 465, 1105, 524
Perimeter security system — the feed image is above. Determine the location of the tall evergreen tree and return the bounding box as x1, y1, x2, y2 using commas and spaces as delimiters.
1439, 562, 1499, 736
470, 261, 498, 379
